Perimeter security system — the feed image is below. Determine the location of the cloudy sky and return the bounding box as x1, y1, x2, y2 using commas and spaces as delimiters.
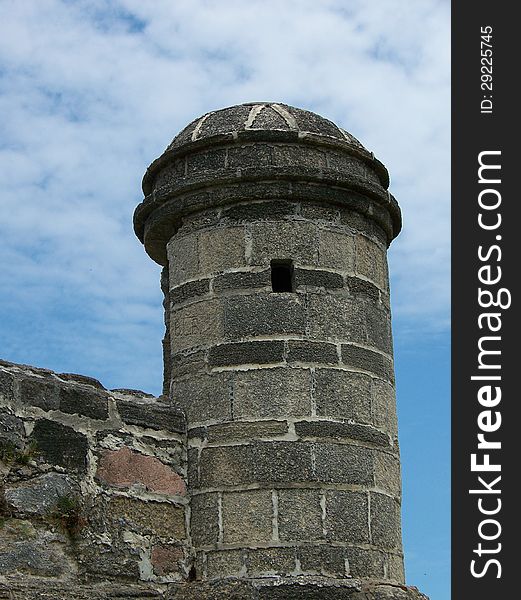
0, 1, 450, 597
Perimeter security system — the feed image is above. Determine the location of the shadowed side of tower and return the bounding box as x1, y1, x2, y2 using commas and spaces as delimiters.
134, 102, 428, 599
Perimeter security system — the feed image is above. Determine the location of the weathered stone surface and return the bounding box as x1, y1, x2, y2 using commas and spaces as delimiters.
108, 495, 186, 539
286, 341, 338, 365
314, 369, 372, 423
0, 409, 25, 450
151, 544, 184, 577
0, 369, 16, 405
355, 234, 388, 290
196, 442, 313, 488
205, 549, 245, 579
197, 420, 288, 443
222, 200, 296, 223
250, 221, 319, 267
0, 519, 68, 577
170, 278, 210, 304
314, 443, 374, 485
233, 368, 311, 419
295, 420, 390, 447
223, 294, 305, 338
213, 269, 271, 292
208, 341, 285, 367
20, 377, 59, 411
190, 492, 220, 547
318, 229, 355, 271
374, 451, 402, 497
59, 384, 109, 420
370, 493, 402, 550
372, 379, 398, 438
58, 372, 105, 389
116, 398, 185, 432
277, 489, 323, 542
172, 372, 232, 424
171, 299, 223, 352
247, 547, 296, 576
342, 345, 394, 382
297, 545, 346, 577
4, 472, 75, 516
345, 547, 386, 579
294, 268, 344, 290
198, 227, 246, 275
324, 490, 369, 543
308, 295, 366, 344
96, 446, 186, 496
31, 419, 88, 473
0, 579, 163, 599
222, 489, 273, 544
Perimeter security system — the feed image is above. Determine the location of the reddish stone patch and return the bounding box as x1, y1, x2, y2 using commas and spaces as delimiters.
151, 544, 184, 576
96, 447, 186, 496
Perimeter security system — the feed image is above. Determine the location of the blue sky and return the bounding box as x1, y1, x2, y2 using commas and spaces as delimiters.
0, 1, 450, 597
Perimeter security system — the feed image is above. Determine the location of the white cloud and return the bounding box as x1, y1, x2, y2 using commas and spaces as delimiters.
0, 0, 450, 390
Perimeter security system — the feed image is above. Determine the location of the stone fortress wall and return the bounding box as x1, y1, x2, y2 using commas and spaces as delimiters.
0, 103, 427, 599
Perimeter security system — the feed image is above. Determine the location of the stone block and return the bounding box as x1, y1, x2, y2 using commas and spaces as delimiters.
345, 546, 386, 578
233, 368, 311, 419
314, 368, 372, 423
286, 341, 339, 365
222, 489, 273, 544
346, 276, 380, 302
205, 549, 245, 579
116, 398, 185, 433
250, 221, 319, 267
4, 473, 75, 517
247, 547, 296, 576
30, 419, 88, 473
365, 303, 393, 354
372, 378, 398, 438
224, 294, 306, 338
297, 545, 347, 577
227, 144, 273, 169
324, 490, 369, 543
294, 268, 344, 290
171, 299, 223, 353
370, 492, 402, 550
307, 295, 366, 344
0, 369, 17, 405
197, 442, 314, 488
318, 229, 355, 271
272, 145, 327, 169
387, 552, 405, 583
277, 489, 323, 542
108, 496, 186, 539
295, 420, 390, 447
58, 384, 109, 420
213, 269, 271, 292
341, 345, 394, 382
355, 234, 388, 291
20, 377, 59, 411
168, 233, 199, 286
314, 443, 374, 485
222, 200, 296, 223
151, 544, 184, 577
96, 446, 186, 496
171, 350, 206, 378
170, 278, 210, 305
198, 227, 246, 275
202, 420, 288, 444
172, 372, 232, 424
374, 451, 402, 498
208, 341, 285, 367
186, 147, 226, 174
190, 492, 220, 547
0, 409, 25, 450
298, 202, 340, 224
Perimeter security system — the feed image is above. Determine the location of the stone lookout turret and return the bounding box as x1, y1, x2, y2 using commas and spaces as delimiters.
134, 102, 426, 599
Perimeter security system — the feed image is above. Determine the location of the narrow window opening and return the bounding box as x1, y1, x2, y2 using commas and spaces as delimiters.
271, 260, 295, 293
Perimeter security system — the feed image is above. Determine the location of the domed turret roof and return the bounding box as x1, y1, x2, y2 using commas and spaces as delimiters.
165, 102, 367, 152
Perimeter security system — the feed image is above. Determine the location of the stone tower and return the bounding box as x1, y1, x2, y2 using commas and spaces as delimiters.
134, 103, 426, 599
